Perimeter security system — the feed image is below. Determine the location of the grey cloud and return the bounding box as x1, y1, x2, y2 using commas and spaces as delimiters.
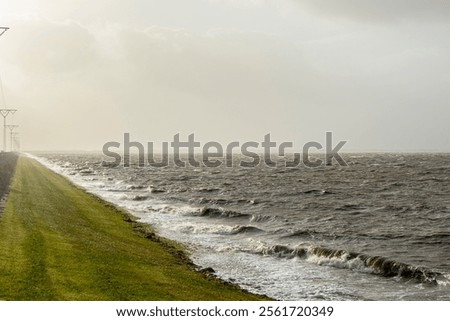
4, 19, 98, 74
2, 8, 449, 151
3, 20, 321, 149
296, 0, 450, 22
106, 27, 314, 108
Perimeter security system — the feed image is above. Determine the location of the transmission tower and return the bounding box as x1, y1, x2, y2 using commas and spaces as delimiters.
0, 109, 16, 152
1, 27, 15, 152
7, 124, 18, 152
11, 132, 20, 152
0, 27, 8, 37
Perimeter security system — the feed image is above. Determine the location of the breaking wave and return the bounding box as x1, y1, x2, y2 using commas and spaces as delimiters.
197, 207, 251, 219
261, 245, 445, 284
230, 225, 264, 235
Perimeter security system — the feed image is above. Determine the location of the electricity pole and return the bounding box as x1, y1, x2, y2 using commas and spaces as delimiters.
0, 109, 16, 152
7, 125, 18, 152
1, 27, 13, 152
11, 132, 19, 151
0, 27, 8, 37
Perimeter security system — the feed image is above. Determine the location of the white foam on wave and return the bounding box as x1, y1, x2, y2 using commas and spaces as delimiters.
436, 273, 450, 286
305, 250, 375, 274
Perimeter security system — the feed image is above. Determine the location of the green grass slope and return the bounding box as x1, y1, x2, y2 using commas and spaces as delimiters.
0, 156, 265, 301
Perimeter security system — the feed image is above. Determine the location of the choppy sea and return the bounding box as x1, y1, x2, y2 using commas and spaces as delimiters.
30, 152, 450, 300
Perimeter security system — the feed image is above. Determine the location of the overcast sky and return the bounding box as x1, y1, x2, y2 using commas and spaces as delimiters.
0, 0, 449, 151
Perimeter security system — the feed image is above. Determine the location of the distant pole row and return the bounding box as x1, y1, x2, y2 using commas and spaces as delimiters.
0, 27, 19, 152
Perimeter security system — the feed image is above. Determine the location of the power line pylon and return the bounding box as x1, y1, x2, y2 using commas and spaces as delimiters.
0, 27, 15, 153
11, 132, 20, 152
7, 124, 18, 152
0, 109, 17, 152
0, 27, 8, 37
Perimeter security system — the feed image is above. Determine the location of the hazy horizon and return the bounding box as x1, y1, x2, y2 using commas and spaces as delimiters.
1, 0, 449, 152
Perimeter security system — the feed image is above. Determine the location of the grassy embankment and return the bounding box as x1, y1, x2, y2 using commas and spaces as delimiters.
0, 153, 18, 214
0, 156, 265, 300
